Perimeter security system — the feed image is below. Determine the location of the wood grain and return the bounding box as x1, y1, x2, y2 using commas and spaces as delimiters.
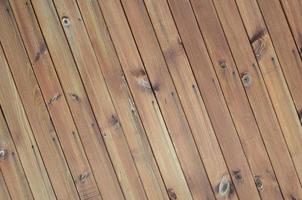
0, 0, 301, 199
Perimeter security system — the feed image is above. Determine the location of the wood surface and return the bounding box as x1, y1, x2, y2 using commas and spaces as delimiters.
1, 0, 302, 199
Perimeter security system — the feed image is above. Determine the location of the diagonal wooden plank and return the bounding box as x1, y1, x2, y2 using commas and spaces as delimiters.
75, 0, 169, 199
50, 0, 148, 199
0, 42, 56, 199
0, 170, 11, 200
120, 0, 216, 199
279, 0, 302, 53
254, 0, 302, 117
234, 0, 302, 198
184, 0, 286, 198
8, 1, 125, 199
1, 1, 104, 199
124, 0, 237, 199
97, 0, 194, 199
255, 0, 302, 185
0, 106, 33, 200
211, 0, 302, 198
166, 0, 266, 199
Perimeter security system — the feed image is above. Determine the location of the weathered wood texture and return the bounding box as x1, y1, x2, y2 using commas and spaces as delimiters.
1, 0, 302, 199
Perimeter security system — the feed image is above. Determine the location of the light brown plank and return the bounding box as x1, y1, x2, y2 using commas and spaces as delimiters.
187, 0, 284, 198
234, 0, 302, 198
130, 0, 238, 199
75, 0, 169, 199
14, 0, 129, 199
9, 1, 126, 199
97, 0, 194, 199
51, 0, 148, 199
0, 170, 11, 200
280, 0, 302, 51
1, 1, 104, 199
168, 0, 266, 199
260, 0, 302, 112
276, 0, 302, 182
0, 42, 56, 199
212, 0, 302, 198
120, 0, 218, 199
191, 0, 284, 198
0, 107, 33, 200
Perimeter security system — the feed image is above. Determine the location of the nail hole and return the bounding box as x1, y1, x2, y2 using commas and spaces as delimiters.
0, 149, 8, 160
219, 61, 227, 69
62, 17, 70, 27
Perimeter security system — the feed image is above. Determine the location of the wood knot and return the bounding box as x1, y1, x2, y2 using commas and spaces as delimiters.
34, 43, 47, 62
167, 188, 177, 200
241, 72, 252, 87
111, 115, 119, 126
254, 176, 263, 190
218, 176, 231, 197
232, 170, 243, 182
138, 79, 151, 90
69, 93, 80, 102
0, 149, 8, 160
62, 16, 70, 27
290, 195, 297, 200
219, 60, 227, 69
48, 93, 61, 106
79, 171, 89, 183
251, 29, 267, 60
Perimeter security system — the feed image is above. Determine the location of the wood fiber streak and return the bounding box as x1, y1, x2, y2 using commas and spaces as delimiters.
0, 0, 301, 199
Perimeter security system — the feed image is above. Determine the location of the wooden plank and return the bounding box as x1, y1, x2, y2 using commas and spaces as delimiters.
75, 1, 169, 199
166, 0, 263, 199
234, 0, 302, 198
120, 0, 216, 199
0, 43, 56, 199
190, 2, 295, 199
278, 0, 302, 182
97, 0, 194, 199
212, 0, 302, 198
1, 1, 103, 199
124, 0, 237, 199
0, 170, 11, 200
184, 0, 285, 198
51, 0, 148, 199
279, 0, 302, 51
0, 107, 33, 200
255, 0, 302, 184
255, 0, 302, 116
2, 3, 100, 200
8, 1, 125, 199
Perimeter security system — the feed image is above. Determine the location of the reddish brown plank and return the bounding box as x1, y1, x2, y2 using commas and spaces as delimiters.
97, 0, 194, 199
8, 0, 126, 199
211, 0, 302, 198
51, 0, 148, 199
0, 170, 11, 200
0, 42, 56, 199
0, 106, 33, 200
256, 0, 302, 185
75, 0, 169, 199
